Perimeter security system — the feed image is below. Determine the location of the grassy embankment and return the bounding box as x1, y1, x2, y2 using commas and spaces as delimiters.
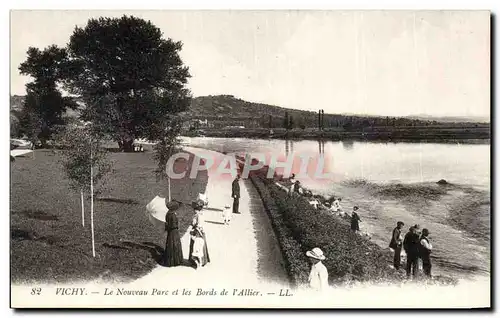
244, 158, 458, 287
196, 126, 490, 143
11, 148, 207, 284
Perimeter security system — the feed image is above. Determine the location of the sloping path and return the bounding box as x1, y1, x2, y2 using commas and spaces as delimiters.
115, 146, 289, 305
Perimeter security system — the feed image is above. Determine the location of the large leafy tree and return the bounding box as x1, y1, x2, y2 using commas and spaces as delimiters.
18, 45, 77, 147
63, 15, 191, 152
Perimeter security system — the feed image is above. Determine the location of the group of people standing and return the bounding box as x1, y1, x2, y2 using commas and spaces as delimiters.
160, 175, 243, 270
390, 222, 433, 278
161, 200, 211, 269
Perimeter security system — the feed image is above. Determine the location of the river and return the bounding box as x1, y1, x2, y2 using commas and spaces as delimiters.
182, 137, 490, 281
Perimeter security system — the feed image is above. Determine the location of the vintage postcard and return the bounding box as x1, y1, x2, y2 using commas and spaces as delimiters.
9, 10, 490, 308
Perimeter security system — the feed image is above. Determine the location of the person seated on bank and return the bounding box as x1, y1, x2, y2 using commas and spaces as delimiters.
290, 180, 302, 197
330, 197, 343, 216
309, 198, 320, 209
306, 247, 329, 291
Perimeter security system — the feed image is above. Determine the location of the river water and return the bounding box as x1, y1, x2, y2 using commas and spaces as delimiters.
183, 137, 490, 280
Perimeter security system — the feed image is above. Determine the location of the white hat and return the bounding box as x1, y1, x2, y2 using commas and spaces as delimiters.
224, 204, 231, 208
306, 247, 326, 260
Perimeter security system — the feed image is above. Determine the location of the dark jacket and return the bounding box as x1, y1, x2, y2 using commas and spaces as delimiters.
403, 231, 420, 257
350, 212, 361, 231
232, 179, 240, 198
389, 227, 402, 249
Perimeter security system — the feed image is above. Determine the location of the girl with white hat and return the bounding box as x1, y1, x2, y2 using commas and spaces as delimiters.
306, 247, 329, 291
222, 204, 232, 225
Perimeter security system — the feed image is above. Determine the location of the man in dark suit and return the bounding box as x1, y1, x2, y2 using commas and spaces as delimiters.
403, 224, 421, 279
232, 175, 241, 214
389, 221, 405, 270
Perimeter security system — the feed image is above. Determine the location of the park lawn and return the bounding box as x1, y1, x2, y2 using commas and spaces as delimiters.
10, 148, 207, 284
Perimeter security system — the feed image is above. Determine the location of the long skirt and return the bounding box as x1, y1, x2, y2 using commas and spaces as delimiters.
351, 221, 360, 232
163, 229, 183, 267
189, 232, 210, 266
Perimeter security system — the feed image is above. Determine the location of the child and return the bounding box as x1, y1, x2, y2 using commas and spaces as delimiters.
222, 204, 232, 225
191, 228, 205, 269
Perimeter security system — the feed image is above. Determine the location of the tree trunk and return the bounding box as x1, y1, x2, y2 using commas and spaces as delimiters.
168, 177, 171, 202
81, 189, 85, 227
90, 147, 96, 258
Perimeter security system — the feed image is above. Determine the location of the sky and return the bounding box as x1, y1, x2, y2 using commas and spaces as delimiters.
10, 10, 490, 117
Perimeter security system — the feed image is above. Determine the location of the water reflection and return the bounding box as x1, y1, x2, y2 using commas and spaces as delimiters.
185, 137, 489, 189
285, 139, 294, 156
341, 140, 354, 150
318, 139, 325, 154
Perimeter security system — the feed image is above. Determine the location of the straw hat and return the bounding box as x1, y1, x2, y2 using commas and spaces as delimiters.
306, 247, 326, 261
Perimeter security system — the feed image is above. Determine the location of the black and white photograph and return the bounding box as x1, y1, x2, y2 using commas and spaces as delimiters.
9, 9, 491, 308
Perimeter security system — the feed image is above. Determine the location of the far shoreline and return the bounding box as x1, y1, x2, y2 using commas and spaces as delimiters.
185, 127, 490, 144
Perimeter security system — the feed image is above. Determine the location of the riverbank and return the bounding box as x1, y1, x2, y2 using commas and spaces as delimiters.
298, 178, 491, 280
194, 126, 490, 143
249, 168, 458, 287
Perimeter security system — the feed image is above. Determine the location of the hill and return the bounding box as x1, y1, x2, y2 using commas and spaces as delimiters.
10, 94, 490, 129
188, 94, 316, 119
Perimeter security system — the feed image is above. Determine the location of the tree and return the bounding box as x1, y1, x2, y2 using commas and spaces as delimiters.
268, 114, 273, 128
283, 111, 289, 130
10, 111, 21, 137
56, 123, 113, 257
18, 46, 77, 147
63, 15, 191, 152
152, 115, 183, 202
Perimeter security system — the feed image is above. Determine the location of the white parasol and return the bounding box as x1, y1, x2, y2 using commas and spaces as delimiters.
146, 195, 168, 230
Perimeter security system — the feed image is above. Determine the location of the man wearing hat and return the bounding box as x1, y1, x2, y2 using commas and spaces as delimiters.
231, 175, 241, 214
420, 228, 433, 277
306, 247, 329, 291
389, 221, 405, 270
403, 224, 421, 279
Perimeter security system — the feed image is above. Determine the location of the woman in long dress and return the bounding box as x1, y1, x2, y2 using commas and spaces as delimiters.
350, 206, 362, 233
162, 201, 183, 267
189, 199, 210, 268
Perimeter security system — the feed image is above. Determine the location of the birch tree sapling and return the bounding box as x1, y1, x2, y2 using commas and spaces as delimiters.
57, 125, 112, 240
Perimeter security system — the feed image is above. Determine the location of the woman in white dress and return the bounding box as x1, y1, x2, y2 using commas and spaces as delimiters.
189, 199, 210, 268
